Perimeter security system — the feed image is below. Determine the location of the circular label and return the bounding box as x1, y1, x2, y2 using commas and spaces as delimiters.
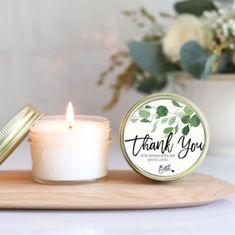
120, 93, 209, 181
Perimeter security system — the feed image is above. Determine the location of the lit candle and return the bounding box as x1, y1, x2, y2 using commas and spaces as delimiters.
28, 102, 111, 184
66, 101, 74, 130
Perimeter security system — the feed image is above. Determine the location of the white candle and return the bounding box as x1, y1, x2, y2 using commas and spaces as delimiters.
29, 102, 111, 184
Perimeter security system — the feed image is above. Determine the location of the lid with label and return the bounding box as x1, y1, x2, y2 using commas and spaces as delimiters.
0, 104, 42, 164
120, 93, 210, 181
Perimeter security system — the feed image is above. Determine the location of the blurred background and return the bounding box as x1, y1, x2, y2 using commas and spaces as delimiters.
0, 0, 176, 169
1, 0, 235, 169
0, 0, 175, 130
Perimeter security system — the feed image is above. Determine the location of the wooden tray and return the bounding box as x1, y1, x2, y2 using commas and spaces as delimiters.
0, 170, 234, 209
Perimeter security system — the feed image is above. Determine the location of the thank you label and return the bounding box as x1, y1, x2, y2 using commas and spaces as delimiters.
121, 96, 208, 179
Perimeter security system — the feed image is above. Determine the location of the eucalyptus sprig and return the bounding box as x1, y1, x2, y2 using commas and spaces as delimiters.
131, 101, 201, 136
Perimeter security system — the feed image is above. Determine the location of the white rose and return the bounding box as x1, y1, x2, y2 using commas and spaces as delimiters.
163, 14, 206, 62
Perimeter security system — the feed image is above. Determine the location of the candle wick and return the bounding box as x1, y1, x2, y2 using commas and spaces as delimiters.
69, 124, 72, 130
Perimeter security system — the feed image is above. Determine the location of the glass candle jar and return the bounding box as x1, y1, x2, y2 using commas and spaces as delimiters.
28, 115, 111, 184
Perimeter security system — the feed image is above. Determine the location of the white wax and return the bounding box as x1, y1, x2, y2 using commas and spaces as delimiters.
29, 115, 110, 183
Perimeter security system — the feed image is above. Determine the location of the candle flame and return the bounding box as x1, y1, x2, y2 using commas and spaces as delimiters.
66, 102, 74, 129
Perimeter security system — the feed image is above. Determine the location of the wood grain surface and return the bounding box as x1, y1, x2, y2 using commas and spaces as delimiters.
0, 170, 234, 209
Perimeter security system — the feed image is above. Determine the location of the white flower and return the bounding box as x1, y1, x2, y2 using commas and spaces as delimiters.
228, 19, 235, 36
163, 14, 207, 62
203, 6, 235, 39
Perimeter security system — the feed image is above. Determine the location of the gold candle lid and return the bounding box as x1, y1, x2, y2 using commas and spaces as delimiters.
0, 104, 42, 164
120, 93, 210, 181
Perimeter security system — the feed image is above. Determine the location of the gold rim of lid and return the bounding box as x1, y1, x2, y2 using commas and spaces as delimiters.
0, 104, 43, 164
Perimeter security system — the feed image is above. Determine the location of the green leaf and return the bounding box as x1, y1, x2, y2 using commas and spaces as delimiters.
151, 121, 158, 133
145, 105, 152, 109
181, 115, 190, 124
140, 118, 151, 123
174, 0, 216, 16
136, 76, 167, 94
138, 107, 150, 119
156, 106, 168, 117
164, 127, 174, 134
175, 124, 179, 134
178, 112, 185, 118
182, 125, 190, 136
180, 41, 208, 79
161, 117, 169, 124
128, 41, 177, 76
172, 100, 182, 107
130, 117, 139, 123
190, 114, 201, 127
169, 117, 176, 126
183, 106, 193, 116
202, 54, 218, 79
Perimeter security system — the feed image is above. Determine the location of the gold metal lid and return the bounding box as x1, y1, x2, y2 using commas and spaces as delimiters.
0, 104, 42, 164
120, 93, 210, 181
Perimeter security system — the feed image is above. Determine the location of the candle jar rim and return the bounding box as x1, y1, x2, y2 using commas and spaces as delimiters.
37, 115, 110, 123
28, 132, 111, 139
29, 127, 111, 133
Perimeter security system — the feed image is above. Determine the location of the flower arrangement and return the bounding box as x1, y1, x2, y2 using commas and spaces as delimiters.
98, 0, 235, 110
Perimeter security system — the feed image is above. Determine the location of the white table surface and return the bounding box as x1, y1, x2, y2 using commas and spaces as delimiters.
0, 138, 235, 235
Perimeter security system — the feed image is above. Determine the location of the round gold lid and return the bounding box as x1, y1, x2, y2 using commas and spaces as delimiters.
0, 104, 42, 164
120, 93, 210, 181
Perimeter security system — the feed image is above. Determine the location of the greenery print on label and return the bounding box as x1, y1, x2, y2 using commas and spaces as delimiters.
130, 100, 201, 136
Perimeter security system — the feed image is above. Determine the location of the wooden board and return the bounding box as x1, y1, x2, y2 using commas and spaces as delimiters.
0, 170, 234, 209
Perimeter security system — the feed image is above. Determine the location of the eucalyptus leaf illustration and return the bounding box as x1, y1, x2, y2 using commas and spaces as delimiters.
161, 117, 169, 124
164, 127, 174, 134
130, 117, 139, 123
145, 105, 152, 109
181, 115, 190, 124
168, 117, 176, 125
139, 107, 150, 119
190, 114, 201, 127
182, 125, 190, 135
183, 106, 193, 116
151, 120, 158, 133
141, 118, 151, 122
172, 100, 182, 107
131, 102, 201, 136
156, 106, 168, 117
178, 112, 185, 118
175, 124, 179, 134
